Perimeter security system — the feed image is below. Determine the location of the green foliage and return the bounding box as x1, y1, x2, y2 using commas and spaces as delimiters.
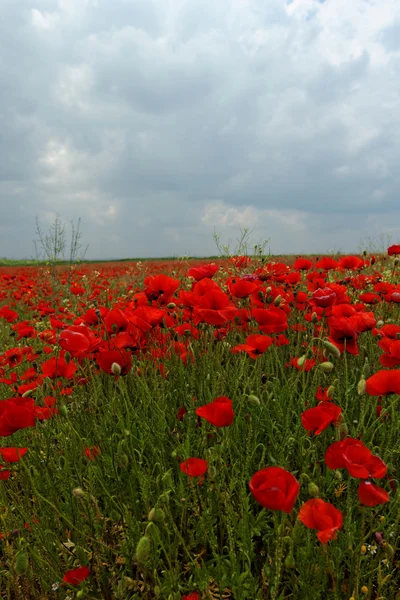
0, 256, 399, 599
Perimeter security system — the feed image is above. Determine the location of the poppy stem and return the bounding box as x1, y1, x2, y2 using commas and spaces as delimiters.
271, 512, 286, 600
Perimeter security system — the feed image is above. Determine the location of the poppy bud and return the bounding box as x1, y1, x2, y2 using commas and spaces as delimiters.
274, 295, 282, 306
135, 536, 151, 562
261, 373, 268, 384
14, 551, 29, 575
117, 453, 129, 469
64, 351, 71, 364
248, 394, 261, 406
308, 482, 320, 498
297, 355, 307, 367
73, 487, 85, 498
285, 553, 296, 569
77, 592, 84, 599
267, 295, 273, 303
311, 312, 318, 323
322, 340, 341, 358
208, 465, 217, 478
111, 362, 122, 376
376, 320, 384, 327
319, 361, 334, 373
357, 378, 366, 395
327, 385, 335, 398
59, 405, 68, 417
167, 302, 176, 309
148, 508, 165, 523
22, 389, 34, 397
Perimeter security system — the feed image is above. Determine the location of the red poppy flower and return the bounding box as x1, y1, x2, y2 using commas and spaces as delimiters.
287, 357, 316, 371
0, 466, 11, 480
232, 334, 273, 359
325, 438, 386, 479
182, 594, 200, 600
294, 258, 313, 271
301, 403, 342, 435
0, 448, 28, 462
387, 244, 400, 256
62, 565, 91, 585
187, 263, 219, 281
315, 257, 339, 270
365, 370, 400, 396
338, 255, 364, 270
196, 396, 234, 427
180, 458, 208, 477
358, 481, 389, 507
228, 278, 260, 298
327, 317, 359, 355
59, 329, 91, 355
194, 290, 237, 326
144, 274, 180, 302
41, 353, 77, 379
315, 387, 333, 402
176, 406, 188, 421
104, 309, 129, 334
249, 467, 300, 513
85, 446, 101, 461
251, 307, 288, 334
298, 498, 343, 543
377, 339, 400, 367
0, 397, 36, 437
311, 288, 336, 308
96, 349, 132, 375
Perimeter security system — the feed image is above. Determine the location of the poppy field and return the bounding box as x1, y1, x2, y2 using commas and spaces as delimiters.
1, 249, 400, 600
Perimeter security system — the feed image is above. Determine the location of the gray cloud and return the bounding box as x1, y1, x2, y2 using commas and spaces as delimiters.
1, 0, 400, 259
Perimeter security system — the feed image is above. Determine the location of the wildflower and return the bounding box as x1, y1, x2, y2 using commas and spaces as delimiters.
180, 458, 208, 477
298, 498, 343, 543
196, 396, 234, 427
62, 565, 90, 585
358, 481, 390, 506
249, 467, 300, 514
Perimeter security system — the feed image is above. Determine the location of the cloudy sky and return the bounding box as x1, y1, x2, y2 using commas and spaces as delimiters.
1, 0, 400, 259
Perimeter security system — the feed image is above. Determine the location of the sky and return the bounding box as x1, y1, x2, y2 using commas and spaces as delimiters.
1, 0, 400, 259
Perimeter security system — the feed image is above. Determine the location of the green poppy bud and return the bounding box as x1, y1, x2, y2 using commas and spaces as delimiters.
15, 551, 29, 575
135, 536, 151, 563
319, 361, 334, 373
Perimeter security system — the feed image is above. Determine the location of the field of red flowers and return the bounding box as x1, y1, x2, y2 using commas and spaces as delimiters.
1, 250, 400, 599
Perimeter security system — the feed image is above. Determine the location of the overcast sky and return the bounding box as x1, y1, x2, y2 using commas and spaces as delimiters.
1, 0, 400, 259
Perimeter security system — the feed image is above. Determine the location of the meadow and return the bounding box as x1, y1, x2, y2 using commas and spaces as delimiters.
0, 250, 399, 600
